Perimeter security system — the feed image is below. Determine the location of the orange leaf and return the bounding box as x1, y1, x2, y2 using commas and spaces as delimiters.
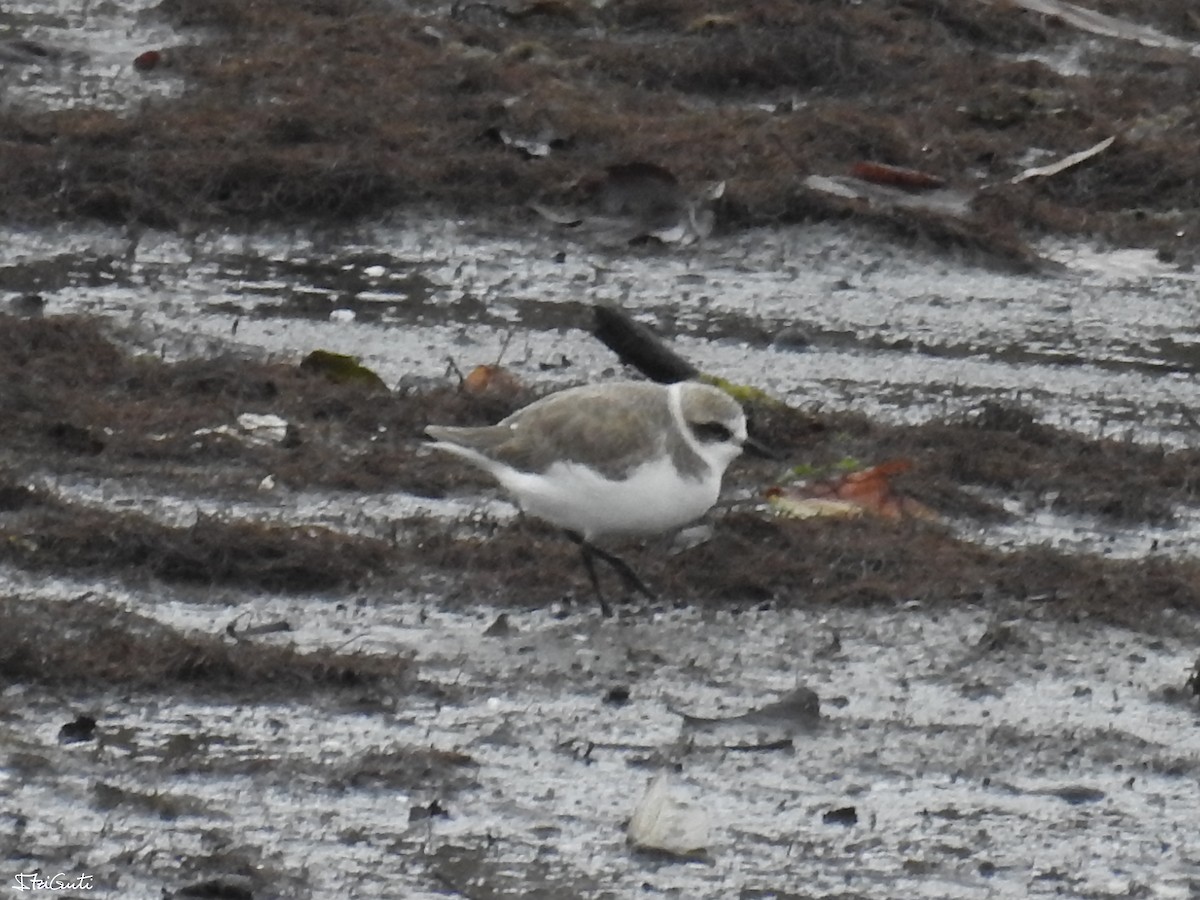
463, 364, 522, 397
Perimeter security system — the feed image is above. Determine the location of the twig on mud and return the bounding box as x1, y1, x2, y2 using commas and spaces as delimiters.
444, 355, 467, 385
445, 327, 520, 390
592, 304, 699, 384
1008, 136, 1116, 184
225, 616, 293, 641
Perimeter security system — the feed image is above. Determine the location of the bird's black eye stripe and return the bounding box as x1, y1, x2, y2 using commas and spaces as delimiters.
691, 421, 735, 443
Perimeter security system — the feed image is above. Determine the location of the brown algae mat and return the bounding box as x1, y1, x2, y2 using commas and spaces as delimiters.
0, 0, 1198, 263
0, 594, 413, 693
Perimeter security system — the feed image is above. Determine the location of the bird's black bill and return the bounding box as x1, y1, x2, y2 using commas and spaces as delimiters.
743, 434, 780, 460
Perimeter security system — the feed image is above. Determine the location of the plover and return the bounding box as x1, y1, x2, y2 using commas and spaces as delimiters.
426, 380, 755, 611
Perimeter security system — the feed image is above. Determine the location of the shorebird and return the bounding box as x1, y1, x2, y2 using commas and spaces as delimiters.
426, 380, 755, 612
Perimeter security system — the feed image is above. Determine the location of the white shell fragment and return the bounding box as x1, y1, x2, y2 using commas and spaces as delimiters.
627, 773, 711, 856
236, 413, 290, 445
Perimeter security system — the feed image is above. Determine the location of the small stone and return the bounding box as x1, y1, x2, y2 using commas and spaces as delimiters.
771, 326, 811, 351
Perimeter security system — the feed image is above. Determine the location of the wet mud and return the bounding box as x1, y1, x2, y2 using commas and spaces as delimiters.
4, 1, 1200, 897
4, 309, 1200, 897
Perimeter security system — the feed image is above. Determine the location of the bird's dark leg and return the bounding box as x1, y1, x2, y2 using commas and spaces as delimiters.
588, 543, 656, 601
570, 533, 613, 618
564, 531, 656, 616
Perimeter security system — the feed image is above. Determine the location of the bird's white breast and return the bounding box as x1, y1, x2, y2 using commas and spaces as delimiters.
497, 452, 721, 540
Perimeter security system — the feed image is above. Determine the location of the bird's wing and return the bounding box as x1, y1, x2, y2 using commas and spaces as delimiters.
430, 387, 669, 478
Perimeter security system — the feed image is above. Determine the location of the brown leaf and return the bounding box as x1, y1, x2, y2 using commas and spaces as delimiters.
767, 459, 937, 521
